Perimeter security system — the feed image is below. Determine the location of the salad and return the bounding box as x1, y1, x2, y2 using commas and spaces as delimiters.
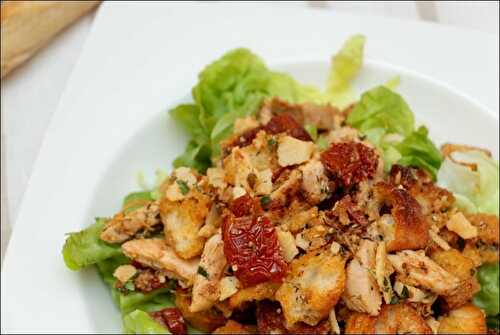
62, 36, 499, 334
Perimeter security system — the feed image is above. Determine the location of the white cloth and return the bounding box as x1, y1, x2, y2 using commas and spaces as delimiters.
1, 2, 498, 259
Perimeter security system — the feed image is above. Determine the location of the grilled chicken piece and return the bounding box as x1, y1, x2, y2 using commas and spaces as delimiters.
388, 250, 460, 295
375, 241, 394, 304
374, 182, 429, 252
270, 169, 302, 205
190, 234, 227, 313
160, 189, 212, 259
375, 303, 432, 334
121, 239, 199, 285
300, 160, 330, 205
438, 304, 487, 334
276, 248, 346, 327
342, 240, 382, 316
100, 201, 160, 243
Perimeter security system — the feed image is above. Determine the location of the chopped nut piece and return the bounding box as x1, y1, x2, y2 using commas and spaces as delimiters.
277, 135, 314, 167
219, 276, 240, 301
446, 212, 478, 239
113, 264, 137, 283
277, 230, 299, 262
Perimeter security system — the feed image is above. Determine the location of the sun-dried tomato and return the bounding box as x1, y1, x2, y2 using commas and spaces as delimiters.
150, 308, 187, 334
222, 213, 287, 287
320, 142, 378, 187
223, 126, 263, 155
264, 114, 312, 141
229, 194, 257, 217
333, 195, 368, 226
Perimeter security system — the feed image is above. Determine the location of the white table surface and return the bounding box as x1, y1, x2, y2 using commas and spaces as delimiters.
1, 1, 498, 261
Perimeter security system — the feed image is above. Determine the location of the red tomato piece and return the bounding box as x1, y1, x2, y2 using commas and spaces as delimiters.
150, 308, 187, 335
320, 141, 378, 187
264, 114, 312, 141
222, 213, 287, 287
229, 194, 256, 217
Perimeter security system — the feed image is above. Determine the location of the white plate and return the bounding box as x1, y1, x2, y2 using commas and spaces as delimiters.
2, 3, 498, 333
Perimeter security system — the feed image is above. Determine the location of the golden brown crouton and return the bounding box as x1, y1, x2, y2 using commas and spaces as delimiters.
212, 320, 256, 334
430, 249, 476, 280
121, 239, 199, 285
345, 312, 377, 334
389, 165, 454, 216
100, 201, 161, 244
438, 304, 487, 334
374, 182, 429, 252
463, 240, 499, 266
175, 289, 226, 332
375, 304, 432, 334
430, 249, 480, 309
467, 213, 499, 245
276, 249, 346, 326
160, 190, 212, 259
277, 201, 318, 233
228, 282, 280, 310
442, 277, 481, 310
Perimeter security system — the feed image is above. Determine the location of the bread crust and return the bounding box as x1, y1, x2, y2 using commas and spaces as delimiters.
1, 1, 100, 77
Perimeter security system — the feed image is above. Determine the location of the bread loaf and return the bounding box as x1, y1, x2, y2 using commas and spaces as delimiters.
1, 1, 100, 78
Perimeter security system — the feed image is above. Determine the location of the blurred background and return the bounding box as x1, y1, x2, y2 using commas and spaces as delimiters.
1, 1, 499, 260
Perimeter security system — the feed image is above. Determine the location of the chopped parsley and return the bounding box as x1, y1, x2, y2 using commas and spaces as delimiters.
316, 136, 329, 150
176, 179, 190, 195
400, 285, 409, 299
197, 266, 208, 278
267, 138, 277, 150
260, 195, 271, 207
124, 281, 135, 292
304, 124, 318, 141
390, 295, 399, 304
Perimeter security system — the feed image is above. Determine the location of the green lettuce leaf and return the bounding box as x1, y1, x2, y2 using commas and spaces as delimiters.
347, 86, 414, 136
96, 255, 130, 286
473, 263, 499, 316
326, 34, 365, 108
170, 48, 306, 172
123, 310, 169, 334
395, 126, 442, 179
62, 218, 122, 271
346, 86, 441, 177
487, 315, 499, 331
170, 35, 370, 173
123, 191, 154, 214
118, 288, 173, 316
437, 150, 499, 215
